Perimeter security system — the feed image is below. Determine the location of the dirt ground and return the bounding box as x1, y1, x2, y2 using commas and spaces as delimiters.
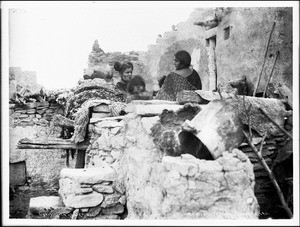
9, 185, 59, 219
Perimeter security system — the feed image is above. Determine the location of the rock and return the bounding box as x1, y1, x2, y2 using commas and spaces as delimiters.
74, 187, 93, 195
113, 181, 126, 194
62, 192, 104, 209
26, 109, 36, 114
26, 102, 37, 109
101, 204, 124, 215
86, 205, 102, 217
29, 196, 73, 215
100, 194, 122, 208
71, 209, 79, 219
92, 185, 114, 194
15, 109, 27, 114
118, 195, 126, 205
60, 167, 117, 184
36, 109, 46, 114
93, 214, 120, 220
80, 208, 89, 213
19, 114, 29, 118
35, 114, 42, 118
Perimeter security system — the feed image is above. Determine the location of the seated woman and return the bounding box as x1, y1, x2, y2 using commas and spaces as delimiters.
155, 50, 202, 101
114, 61, 134, 101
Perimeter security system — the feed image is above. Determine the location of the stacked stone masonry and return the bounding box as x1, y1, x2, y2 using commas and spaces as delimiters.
28, 103, 260, 219
10, 101, 63, 127
28, 167, 126, 219
27, 99, 292, 219
83, 109, 259, 219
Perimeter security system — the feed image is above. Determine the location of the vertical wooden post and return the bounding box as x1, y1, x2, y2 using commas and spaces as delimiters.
208, 37, 217, 91
75, 149, 86, 168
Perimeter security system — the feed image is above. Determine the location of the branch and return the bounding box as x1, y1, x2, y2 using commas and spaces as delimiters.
243, 130, 293, 218
258, 107, 293, 140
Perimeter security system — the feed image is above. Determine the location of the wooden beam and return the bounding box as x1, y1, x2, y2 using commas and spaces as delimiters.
17, 138, 89, 150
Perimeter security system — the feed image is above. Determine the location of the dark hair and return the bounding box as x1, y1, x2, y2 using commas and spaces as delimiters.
127, 75, 146, 94
174, 50, 191, 68
158, 75, 167, 88
114, 61, 133, 74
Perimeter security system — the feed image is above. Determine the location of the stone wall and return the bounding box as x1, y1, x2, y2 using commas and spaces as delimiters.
9, 67, 44, 99
28, 166, 126, 219
25, 99, 292, 219
9, 101, 75, 190
84, 46, 155, 92
82, 106, 259, 219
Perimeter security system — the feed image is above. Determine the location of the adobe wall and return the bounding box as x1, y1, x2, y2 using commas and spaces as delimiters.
215, 7, 293, 93
142, 7, 293, 93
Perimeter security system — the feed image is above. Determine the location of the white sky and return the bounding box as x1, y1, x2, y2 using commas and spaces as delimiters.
3, 1, 298, 90
3, 1, 207, 90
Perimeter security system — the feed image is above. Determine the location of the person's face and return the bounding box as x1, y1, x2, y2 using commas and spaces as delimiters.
122, 68, 133, 82
173, 56, 182, 70
132, 85, 145, 94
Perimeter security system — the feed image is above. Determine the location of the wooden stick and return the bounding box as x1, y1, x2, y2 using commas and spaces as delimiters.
253, 21, 276, 96
243, 130, 293, 218
66, 150, 70, 167
263, 51, 280, 98
258, 107, 293, 140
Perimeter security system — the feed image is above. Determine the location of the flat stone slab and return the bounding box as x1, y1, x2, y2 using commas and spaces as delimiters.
29, 196, 73, 214
63, 192, 104, 208
92, 185, 114, 194
60, 167, 117, 184
124, 104, 183, 115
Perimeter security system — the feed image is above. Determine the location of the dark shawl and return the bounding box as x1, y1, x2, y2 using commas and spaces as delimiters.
155, 72, 197, 101
186, 69, 202, 90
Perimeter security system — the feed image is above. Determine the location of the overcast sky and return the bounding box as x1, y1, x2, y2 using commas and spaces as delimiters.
2, 1, 298, 90
3, 1, 206, 90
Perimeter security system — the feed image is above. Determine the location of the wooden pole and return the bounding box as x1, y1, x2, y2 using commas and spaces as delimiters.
263, 51, 280, 98
75, 149, 86, 169
243, 131, 293, 218
253, 22, 276, 96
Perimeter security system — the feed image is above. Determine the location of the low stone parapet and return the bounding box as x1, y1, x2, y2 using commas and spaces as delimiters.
57, 167, 125, 219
